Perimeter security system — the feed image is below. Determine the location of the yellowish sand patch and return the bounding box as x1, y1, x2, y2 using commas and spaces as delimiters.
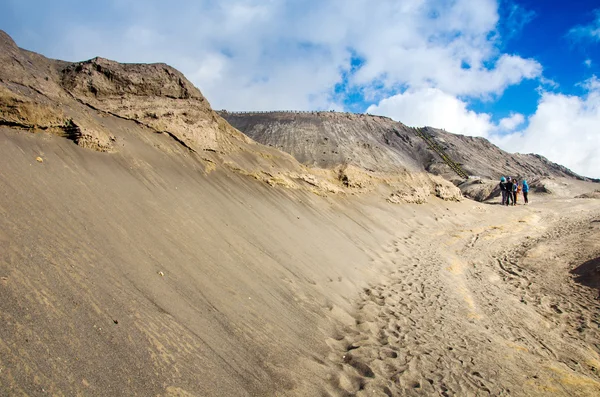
165, 386, 196, 396
446, 257, 466, 274
545, 365, 600, 393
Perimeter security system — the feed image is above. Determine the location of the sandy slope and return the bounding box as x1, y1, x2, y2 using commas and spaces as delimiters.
1, 125, 600, 396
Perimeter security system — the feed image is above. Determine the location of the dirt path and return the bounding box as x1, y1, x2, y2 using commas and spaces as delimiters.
318, 200, 600, 396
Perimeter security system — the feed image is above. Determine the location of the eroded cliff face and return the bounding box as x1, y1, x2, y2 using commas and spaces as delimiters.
0, 30, 251, 154
0, 30, 116, 151
59, 57, 253, 153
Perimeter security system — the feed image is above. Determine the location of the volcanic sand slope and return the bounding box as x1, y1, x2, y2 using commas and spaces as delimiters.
308, 201, 600, 396
2, 31, 600, 396
2, 125, 600, 396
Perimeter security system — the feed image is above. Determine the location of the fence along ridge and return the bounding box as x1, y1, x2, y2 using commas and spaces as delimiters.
216, 109, 390, 118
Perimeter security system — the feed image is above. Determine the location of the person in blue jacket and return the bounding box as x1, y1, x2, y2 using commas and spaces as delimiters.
499, 177, 507, 205
522, 180, 529, 204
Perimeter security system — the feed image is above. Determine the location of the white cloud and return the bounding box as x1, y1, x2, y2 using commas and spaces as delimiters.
585, 59, 592, 68
366, 88, 495, 137
568, 10, 600, 42
498, 113, 525, 130
493, 77, 600, 178
366, 88, 524, 138
7, 0, 541, 111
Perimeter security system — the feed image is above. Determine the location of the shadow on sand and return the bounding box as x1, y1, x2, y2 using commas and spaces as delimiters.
571, 256, 600, 292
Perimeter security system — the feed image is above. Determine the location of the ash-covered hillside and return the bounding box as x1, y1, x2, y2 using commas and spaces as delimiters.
220, 111, 586, 183
218, 111, 424, 173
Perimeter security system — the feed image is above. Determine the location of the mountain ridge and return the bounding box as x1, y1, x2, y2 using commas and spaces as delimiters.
219, 110, 588, 181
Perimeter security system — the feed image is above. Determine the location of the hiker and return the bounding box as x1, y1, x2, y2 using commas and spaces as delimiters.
513, 180, 519, 205
516, 181, 522, 204
499, 177, 507, 205
505, 177, 514, 206
522, 180, 529, 204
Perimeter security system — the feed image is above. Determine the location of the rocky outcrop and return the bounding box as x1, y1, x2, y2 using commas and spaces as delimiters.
0, 31, 115, 151
59, 57, 251, 153
0, 30, 252, 154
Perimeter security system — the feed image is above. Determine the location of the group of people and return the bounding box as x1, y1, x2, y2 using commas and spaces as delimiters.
499, 177, 529, 206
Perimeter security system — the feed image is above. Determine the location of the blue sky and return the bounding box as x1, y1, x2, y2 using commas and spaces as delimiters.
475, 0, 600, 121
1, 0, 599, 177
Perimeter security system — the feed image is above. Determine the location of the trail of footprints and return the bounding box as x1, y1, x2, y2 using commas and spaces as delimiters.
487, 223, 600, 379
320, 215, 600, 396
324, 236, 501, 396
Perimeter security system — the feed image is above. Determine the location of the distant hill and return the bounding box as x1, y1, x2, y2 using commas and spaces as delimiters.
219, 110, 587, 183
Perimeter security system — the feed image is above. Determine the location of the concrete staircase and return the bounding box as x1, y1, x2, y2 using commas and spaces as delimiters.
413, 127, 469, 179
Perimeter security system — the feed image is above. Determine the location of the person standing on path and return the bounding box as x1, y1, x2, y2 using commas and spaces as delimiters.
513, 180, 519, 205
522, 180, 529, 204
505, 177, 514, 206
499, 177, 507, 205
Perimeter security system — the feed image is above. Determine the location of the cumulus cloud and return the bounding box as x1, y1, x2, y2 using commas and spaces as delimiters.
494, 77, 600, 178
366, 88, 495, 137
2, 0, 541, 110
366, 88, 529, 137
498, 113, 525, 131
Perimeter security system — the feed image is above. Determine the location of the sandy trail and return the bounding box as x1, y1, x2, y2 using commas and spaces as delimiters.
2, 128, 600, 396
310, 200, 600, 397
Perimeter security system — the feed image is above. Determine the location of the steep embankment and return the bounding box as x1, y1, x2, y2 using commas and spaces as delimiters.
3, 124, 600, 397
